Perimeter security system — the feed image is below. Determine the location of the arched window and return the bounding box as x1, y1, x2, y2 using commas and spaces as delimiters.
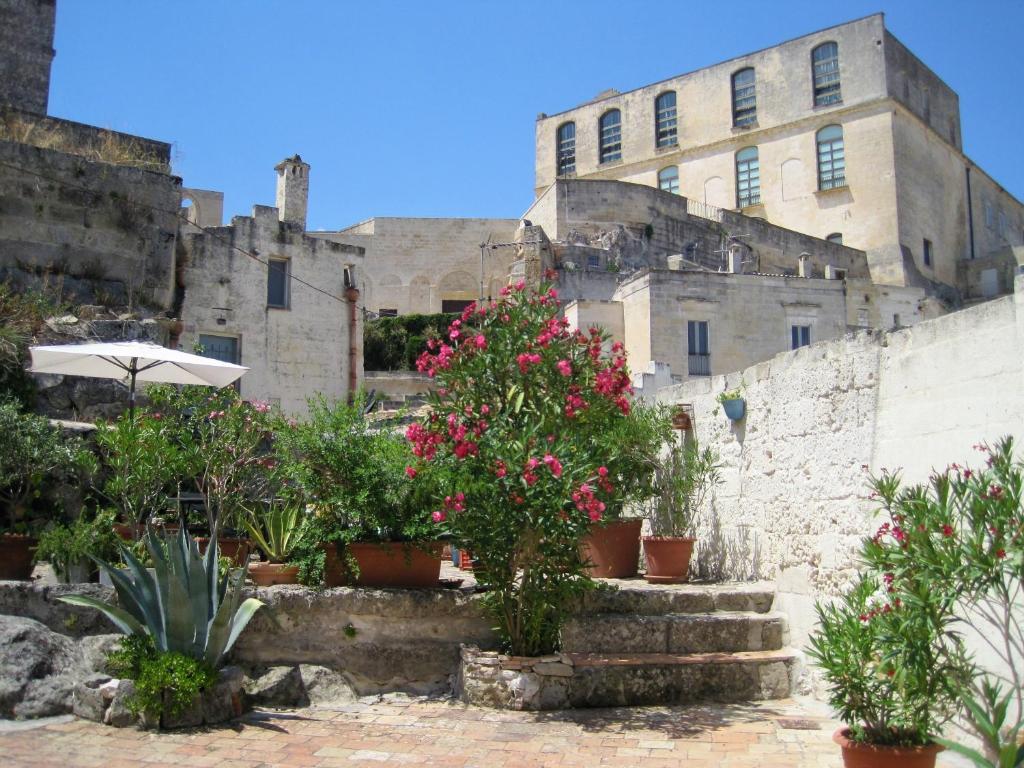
826, 232, 843, 244
816, 124, 845, 190
599, 110, 622, 163
735, 147, 760, 207
655, 91, 677, 148
812, 42, 841, 106
556, 122, 576, 175
658, 166, 679, 194
732, 68, 756, 127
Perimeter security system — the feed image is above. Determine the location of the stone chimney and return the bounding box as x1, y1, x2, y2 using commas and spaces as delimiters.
726, 243, 744, 274
0, 0, 57, 115
274, 154, 309, 228
798, 252, 810, 278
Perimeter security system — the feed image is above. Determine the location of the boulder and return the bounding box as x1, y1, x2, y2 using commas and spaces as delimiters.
72, 674, 114, 722
105, 679, 137, 727
299, 665, 357, 706
0, 615, 79, 718
244, 665, 307, 708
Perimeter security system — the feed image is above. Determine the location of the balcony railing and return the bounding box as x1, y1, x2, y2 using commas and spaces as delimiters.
688, 354, 711, 377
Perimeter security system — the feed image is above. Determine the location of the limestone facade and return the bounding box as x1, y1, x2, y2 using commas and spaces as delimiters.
0, 0, 55, 115
534, 13, 1024, 294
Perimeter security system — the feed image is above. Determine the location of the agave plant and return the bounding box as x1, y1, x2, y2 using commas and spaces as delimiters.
58, 527, 263, 668
243, 501, 304, 563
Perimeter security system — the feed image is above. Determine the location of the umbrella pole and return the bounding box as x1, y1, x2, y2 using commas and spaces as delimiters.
128, 362, 138, 420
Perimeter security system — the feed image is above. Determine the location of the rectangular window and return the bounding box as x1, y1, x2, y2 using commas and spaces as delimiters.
655, 92, 678, 148
599, 110, 622, 164
198, 334, 239, 364
587, 254, 601, 268
732, 69, 757, 128
923, 238, 932, 267
812, 43, 842, 106
441, 299, 474, 314
736, 148, 760, 207
557, 122, 576, 175
687, 320, 710, 376
791, 325, 811, 349
378, 308, 398, 317
267, 258, 289, 308
857, 308, 869, 327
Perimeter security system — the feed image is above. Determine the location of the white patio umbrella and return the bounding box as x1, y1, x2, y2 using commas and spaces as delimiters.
29, 341, 249, 417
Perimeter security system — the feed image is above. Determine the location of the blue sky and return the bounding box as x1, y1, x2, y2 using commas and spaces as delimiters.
50, 1, 1024, 231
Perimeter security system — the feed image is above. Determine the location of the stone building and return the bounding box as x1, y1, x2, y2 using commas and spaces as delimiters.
177, 157, 366, 414
534, 13, 1024, 300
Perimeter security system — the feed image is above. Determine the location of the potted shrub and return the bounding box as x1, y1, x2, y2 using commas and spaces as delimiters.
279, 394, 440, 588
0, 400, 95, 580
717, 384, 746, 421
243, 500, 304, 586
405, 278, 668, 656
865, 438, 1024, 768
34, 509, 121, 583
58, 528, 263, 729
643, 439, 721, 583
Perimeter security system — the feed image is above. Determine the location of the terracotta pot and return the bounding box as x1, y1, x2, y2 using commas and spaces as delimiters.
581, 518, 643, 578
458, 549, 474, 571
833, 728, 943, 768
642, 536, 695, 583
197, 537, 251, 567
113, 523, 143, 541
323, 541, 443, 588
0, 534, 37, 580
248, 561, 300, 587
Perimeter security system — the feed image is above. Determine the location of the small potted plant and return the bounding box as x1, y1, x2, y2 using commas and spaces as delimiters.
808, 574, 961, 767
243, 500, 304, 586
34, 509, 121, 583
643, 439, 720, 583
717, 383, 746, 421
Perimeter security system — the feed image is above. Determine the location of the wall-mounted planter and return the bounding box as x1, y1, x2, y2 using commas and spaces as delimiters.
721, 398, 746, 421
671, 406, 692, 430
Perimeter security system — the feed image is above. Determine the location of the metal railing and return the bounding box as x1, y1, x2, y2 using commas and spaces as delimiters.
685, 199, 723, 223
688, 354, 711, 376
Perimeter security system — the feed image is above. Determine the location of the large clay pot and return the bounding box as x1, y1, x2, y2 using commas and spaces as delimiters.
323, 541, 443, 588
642, 536, 695, 583
248, 561, 300, 587
581, 518, 643, 578
197, 537, 251, 567
113, 522, 144, 541
833, 729, 943, 768
0, 534, 37, 580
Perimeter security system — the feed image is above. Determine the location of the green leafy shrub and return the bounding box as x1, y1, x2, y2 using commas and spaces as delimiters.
0, 400, 95, 532
647, 439, 721, 537
0, 283, 64, 408
243, 500, 305, 563
406, 280, 669, 655
34, 509, 121, 580
865, 437, 1024, 765
107, 635, 217, 718
363, 312, 457, 371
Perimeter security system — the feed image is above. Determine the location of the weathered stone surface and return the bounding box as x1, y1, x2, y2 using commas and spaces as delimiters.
72, 675, 113, 722
0, 615, 79, 718
105, 680, 137, 727
0, 582, 117, 637
244, 665, 307, 708
160, 693, 203, 730
299, 665, 357, 706
531, 662, 573, 677
200, 666, 244, 726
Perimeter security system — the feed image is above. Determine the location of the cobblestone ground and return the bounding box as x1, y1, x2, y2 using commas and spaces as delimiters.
0, 696, 858, 767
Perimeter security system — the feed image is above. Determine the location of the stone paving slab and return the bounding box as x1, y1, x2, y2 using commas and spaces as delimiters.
0, 695, 863, 767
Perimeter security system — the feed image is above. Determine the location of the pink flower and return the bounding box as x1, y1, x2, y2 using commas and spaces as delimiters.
942, 524, 954, 537
432, 510, 446, 523
597, 466, 608, 478
514, 280, 526, 291
588, 509, 602, 522
474, 334, 487, 349
524, 471, 538, 486
526, 457, 540, 470
495, 462, 507, 478
405, 466, 417, 479
480, 404, 490, 415
543, 454, 563, 478
556, 359, 572, 377
450, 329, 461, 340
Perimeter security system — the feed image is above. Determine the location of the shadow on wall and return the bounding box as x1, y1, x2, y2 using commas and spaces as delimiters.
693, 502, 762, 581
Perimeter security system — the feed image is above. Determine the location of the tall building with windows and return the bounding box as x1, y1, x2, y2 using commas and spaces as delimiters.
534, 13, 1023, 297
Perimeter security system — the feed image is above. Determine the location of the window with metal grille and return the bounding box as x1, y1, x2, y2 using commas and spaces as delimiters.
923, 238, 933, 267
599, 110, 622, 163
687, 320, 710, 376
658, 166, 679, 194
655, 91, 677, 147
732, 68, 756, 127
267, 258, 289, 308
735, 146, 760, 207
791, 325, 811, 349
198, 334, 239, 364
812, 42, 841, 106
556, 121, 576, 175
826, 232, 843, 244
816, 124, 845, 190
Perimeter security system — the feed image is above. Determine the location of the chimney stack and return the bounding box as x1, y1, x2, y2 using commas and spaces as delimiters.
274, 154, 309, 229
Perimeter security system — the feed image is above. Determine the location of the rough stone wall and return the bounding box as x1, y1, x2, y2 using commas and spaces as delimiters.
0, 0, 55, 115
968, 164, 1024, 265
883, 30, 961, 149
654, 277, 1024, 662
314, 217, 519, 316
0, 137, 181, 309
178, 206, 365, 414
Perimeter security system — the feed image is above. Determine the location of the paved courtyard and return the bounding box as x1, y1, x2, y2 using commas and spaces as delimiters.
0, 695, 856, 767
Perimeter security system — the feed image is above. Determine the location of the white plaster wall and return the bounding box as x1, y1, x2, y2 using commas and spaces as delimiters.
655, 278, 1024, 681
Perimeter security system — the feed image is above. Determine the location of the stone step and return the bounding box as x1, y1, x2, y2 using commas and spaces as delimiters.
561, 610, 786, 655
580, 580, 776, 616
562, 649, 798, 708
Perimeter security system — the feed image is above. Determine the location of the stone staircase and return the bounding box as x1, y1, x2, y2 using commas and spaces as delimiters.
554, 580, 798, 708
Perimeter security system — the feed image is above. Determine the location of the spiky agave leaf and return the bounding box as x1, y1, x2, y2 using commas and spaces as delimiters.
57, 594, 146, 637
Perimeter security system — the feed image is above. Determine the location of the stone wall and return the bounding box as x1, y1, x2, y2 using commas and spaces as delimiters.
654, 278, 1024, 668
0, 0, 55, 115
0, 135, 180, 309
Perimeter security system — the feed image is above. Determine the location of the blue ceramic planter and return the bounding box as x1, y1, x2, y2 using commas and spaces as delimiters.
722, 398, 746, 421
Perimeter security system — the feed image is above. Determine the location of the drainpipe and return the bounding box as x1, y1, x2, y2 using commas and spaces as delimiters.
345, 286, 360, 402
965, 165, 976, 260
